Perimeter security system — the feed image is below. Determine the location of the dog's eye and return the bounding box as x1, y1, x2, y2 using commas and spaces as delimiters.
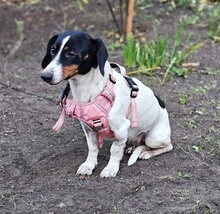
67, 50, 77, 58
50, 48, 55, 55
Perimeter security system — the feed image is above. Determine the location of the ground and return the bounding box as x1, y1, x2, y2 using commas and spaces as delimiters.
0, 0, 220, 214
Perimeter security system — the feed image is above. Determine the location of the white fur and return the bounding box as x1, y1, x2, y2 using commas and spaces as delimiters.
72, 61, 172, 178
42, 36, 70, 84
42, 36, 173, 178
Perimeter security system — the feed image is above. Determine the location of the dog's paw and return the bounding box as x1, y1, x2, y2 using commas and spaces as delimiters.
77, 161, 96, 176
138, 150, 154, 159
100, 165, 119, 178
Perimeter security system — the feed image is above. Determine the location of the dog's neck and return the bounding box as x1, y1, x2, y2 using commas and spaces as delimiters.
68, 61, 112, 103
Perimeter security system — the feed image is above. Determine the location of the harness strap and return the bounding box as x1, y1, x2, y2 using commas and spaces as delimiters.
53, 99, 66, 131
128, 99, 138, 127
123, 76, 139, 98
110, 62, 126, 76
110, 63, 139, 128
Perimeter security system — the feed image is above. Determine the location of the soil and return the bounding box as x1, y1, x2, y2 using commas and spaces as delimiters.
0, 0, 219, 214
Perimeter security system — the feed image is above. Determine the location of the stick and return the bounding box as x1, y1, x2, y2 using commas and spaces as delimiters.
106, 0, 122, 35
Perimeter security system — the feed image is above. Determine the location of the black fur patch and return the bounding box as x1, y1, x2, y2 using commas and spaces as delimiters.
41, 31, 108, 76
154, 94, 166, 109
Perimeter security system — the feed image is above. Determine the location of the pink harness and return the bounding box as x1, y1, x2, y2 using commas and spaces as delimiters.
53, 63, 138, 148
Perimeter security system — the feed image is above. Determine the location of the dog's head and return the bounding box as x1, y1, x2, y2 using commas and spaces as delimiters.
41, 31, 108, 85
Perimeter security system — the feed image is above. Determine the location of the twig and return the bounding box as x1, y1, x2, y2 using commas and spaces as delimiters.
126, 67, 161, 75
0, 81, 57, 104
119, 0, 124, 37
4, 40, 22, 61
106, 0, 122, 35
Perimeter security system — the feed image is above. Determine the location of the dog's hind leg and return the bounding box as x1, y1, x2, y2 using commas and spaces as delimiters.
128, 141, 173, 166
141, 131, 172, 161
140, 108, 173, 160
128, 123, 172, 166
139, 140, 173, 160
77, 124, 99, 176
139, 120, 173, 160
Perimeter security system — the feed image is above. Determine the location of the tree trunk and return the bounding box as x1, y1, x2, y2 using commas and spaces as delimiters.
126, 0, 134, 38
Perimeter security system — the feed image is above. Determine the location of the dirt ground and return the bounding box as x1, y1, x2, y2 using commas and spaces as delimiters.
0, 0, 219, 213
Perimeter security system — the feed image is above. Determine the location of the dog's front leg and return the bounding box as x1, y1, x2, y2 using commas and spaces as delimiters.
100, 118, 130, 178
100, 139, 127, 178
77, 124, 99, 176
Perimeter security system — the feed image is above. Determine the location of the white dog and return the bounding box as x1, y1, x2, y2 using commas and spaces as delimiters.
41, 31, 173, 177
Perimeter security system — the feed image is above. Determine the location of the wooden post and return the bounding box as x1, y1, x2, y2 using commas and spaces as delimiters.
126, 0, 134, 38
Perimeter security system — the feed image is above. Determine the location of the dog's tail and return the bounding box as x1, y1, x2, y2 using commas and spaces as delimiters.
128, 145, 146, 166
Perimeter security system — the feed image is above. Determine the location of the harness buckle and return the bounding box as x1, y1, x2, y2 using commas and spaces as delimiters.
123, 76, 139, 98
92, 119, 103, 132
109, 74, 116, 84
131, 90, 138, 98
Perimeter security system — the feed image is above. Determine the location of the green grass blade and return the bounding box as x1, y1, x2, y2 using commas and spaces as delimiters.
170, 20, 184, 60
122, 35, 137, 68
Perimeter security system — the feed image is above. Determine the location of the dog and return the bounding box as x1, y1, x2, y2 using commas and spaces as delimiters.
41, 31, 173, 178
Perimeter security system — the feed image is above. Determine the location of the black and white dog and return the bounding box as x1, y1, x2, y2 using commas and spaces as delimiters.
41, 31, 173, 177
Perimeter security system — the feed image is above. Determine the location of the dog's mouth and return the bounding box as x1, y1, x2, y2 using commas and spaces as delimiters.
41, 65, 79, 85
62, 65, 79, 80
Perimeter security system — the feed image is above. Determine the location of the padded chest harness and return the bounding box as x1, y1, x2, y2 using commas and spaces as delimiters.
53, 63, 139, 149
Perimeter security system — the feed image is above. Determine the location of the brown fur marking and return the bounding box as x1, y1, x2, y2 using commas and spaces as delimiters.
64, 46, 69, 51
62, 65, 78, 80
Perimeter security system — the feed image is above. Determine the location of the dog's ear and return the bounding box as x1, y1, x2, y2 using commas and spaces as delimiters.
41, 35, 59, 69
91, 38, 108, 76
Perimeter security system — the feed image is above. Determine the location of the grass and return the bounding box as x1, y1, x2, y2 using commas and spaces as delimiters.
172, 0, 197, 10
192, 145, 203, 153
177, 1, 220, 43
1, 193, 34, 209
123, 34, 168, 73
191, 199, 216, 213
76, 0, 88, 11
122, 0, 220, 84
122, 35, 137, 68
207, 6, 220, 42
176, 144, 191, 154
5, 0, 40, 5
186, 118, 197, 129
179, 94, 188, 105
123, 20, 203, 84
162, 21, 204, 83
138, 36, 168, 69
177, 170, 190, 179
204, 68, 220, 76
192, 86, 207, 95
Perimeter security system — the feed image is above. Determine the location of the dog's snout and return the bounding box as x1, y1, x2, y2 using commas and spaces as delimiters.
41, 72, 53, 83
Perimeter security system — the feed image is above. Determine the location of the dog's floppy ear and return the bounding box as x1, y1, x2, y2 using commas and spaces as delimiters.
91, 38, 108, 76
41, 35, 59, 69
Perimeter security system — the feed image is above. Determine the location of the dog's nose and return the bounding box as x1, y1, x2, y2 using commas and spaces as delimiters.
41, 72, 53, 83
